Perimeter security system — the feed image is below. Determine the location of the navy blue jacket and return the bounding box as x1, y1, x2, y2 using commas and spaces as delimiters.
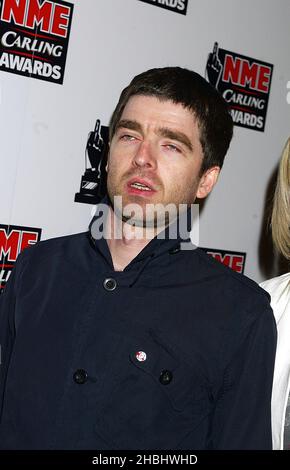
0, 211, 276, 449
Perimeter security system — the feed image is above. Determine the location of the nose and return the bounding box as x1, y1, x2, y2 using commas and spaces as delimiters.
132, 140, 157, 170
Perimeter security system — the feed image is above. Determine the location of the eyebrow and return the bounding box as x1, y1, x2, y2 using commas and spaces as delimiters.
116, 119, 193, 152
158, 127, 193, 152
116, 119, 142, 133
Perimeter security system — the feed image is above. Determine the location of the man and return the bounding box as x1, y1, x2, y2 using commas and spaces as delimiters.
0, 67, 276, 449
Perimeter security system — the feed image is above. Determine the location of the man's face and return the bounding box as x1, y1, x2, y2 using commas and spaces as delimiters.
106, 95, 218, 228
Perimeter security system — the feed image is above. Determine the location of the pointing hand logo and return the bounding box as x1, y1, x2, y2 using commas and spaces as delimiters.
205, 42, 223, 88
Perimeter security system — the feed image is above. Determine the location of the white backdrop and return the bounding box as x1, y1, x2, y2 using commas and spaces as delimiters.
1, 0, 290, 287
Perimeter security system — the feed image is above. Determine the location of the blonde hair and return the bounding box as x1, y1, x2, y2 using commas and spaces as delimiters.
271, 138, 290, 260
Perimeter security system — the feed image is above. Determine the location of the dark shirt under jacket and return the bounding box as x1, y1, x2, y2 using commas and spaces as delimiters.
0, 203, 276, 450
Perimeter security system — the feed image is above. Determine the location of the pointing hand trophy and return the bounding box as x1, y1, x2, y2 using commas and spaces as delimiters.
75, 119, 109, 204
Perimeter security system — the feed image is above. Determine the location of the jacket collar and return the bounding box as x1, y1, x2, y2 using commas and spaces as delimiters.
89, 193, 194, 266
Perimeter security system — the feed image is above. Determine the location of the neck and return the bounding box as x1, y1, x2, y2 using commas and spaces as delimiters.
105, 206, 165, 271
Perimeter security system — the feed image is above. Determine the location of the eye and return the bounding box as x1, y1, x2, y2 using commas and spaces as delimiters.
164, 143, 182, 153
119, 134, 137, 142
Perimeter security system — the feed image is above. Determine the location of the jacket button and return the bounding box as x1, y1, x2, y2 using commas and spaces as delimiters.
73, 369, 88, 384
169, 246, 180, 254
159, 370, 173, 385
103, 278, 117, 291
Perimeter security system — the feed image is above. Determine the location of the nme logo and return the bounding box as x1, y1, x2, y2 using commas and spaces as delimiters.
206, 42, 273, 132
0, 0, 74, 84
0, 224, 41, 291
202, 247, 246, 274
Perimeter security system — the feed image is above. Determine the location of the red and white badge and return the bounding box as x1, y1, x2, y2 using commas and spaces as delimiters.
135, 351, 147, 362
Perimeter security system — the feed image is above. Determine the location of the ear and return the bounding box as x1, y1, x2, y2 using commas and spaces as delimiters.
196, 166, 220, 199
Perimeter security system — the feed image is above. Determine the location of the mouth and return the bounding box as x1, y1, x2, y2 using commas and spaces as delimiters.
126, 178, 157, 196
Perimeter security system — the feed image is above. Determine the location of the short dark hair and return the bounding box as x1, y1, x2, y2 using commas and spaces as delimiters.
109, 66, 233, 173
